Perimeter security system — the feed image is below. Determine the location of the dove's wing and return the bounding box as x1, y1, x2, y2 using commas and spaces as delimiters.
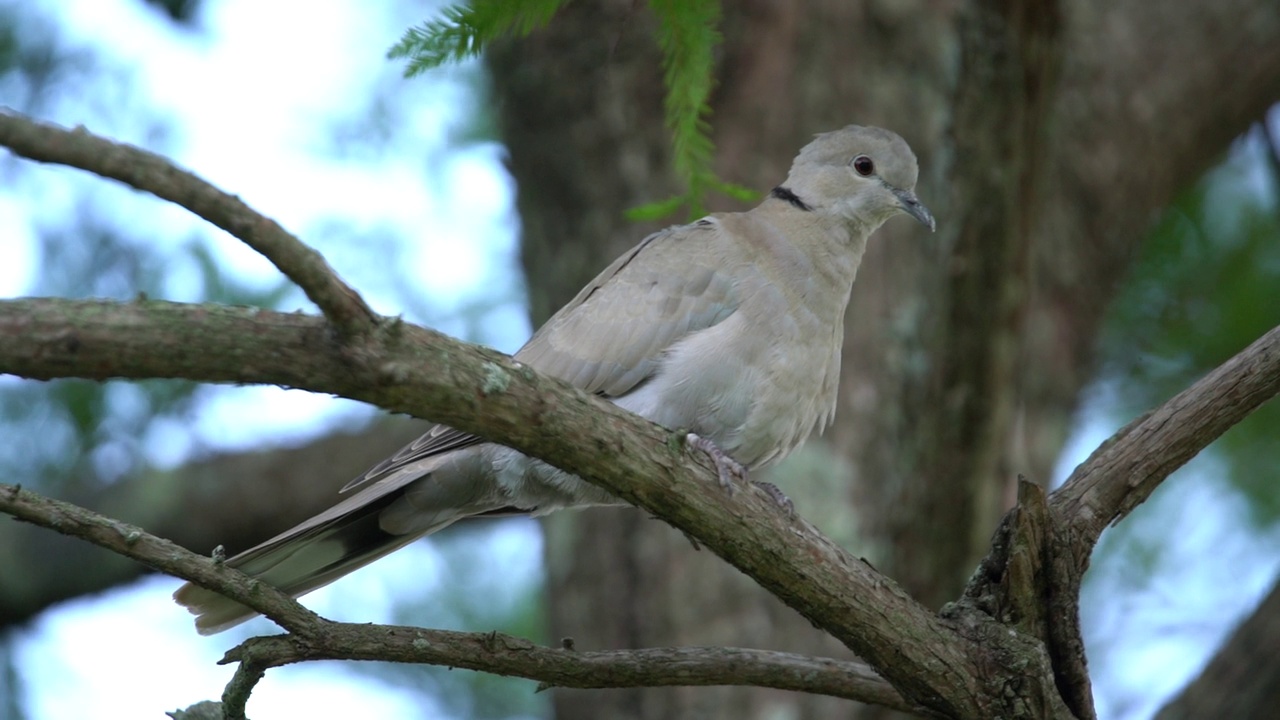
339, 220, 740, 495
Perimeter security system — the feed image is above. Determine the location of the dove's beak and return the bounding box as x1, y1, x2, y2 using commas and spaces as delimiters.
893, 188, 936, 232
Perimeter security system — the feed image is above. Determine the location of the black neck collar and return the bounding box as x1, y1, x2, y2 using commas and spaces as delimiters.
770, 186, 812, 212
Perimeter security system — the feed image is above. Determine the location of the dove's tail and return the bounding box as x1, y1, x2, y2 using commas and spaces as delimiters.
172, 491, 438, 635
173, 442, 523, 635
174, 464, 521, 634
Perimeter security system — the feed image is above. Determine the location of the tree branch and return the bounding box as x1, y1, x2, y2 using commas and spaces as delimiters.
963, 322, 1280, 718
0, 482, 328, 639
0, 296, 988, 716
1052, 323, 1280, 547
221, 631, 929, 712
951, 322, 1280, 720
0, 109, 377, 337
0, 422, 422, 630
0, 480, 926, 715
220, 659, 266, 720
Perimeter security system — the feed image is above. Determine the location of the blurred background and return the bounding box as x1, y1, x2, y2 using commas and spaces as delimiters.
0, 1, 1277, 719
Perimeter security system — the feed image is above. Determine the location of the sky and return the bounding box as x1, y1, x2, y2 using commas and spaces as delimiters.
2, 1, 1278, 719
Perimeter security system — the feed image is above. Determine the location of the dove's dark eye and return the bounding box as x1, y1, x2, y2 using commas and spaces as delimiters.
852, 155, 875, 177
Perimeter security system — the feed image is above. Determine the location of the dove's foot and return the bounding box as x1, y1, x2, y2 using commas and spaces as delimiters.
686, 432, 747, 492
752, 481, 795, 516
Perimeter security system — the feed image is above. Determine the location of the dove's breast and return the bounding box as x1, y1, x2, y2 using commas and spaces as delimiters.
614, 245, 849, 469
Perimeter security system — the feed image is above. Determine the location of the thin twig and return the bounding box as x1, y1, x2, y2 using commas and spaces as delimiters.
0, 483, 328, 639
0, 108, 378, 337
220, 630, 928, 713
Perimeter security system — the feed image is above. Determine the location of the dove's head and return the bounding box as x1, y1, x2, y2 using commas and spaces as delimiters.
781, 125, 934, 233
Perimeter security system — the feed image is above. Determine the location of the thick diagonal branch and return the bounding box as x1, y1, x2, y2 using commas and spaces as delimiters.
953, 323, 1280, 720
0, 109, 377, 337
978, 322, 1280, 717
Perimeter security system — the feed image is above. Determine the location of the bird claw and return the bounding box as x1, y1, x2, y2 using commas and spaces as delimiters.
752, 481, 795, 516
685, 432, 748, 493
684, 435, 793, 516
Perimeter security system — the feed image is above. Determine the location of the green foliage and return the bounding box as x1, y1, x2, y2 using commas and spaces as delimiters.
627, 178, 761, 222
648, 0, 722, 218
388, 0, 570, 74
1099, 137, 1280, 525
624, 193, 690, 223
392, 0, 760, 221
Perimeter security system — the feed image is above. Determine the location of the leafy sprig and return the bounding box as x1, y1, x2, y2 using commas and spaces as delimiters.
389, 0, 759, 220
388, 0, 571, 73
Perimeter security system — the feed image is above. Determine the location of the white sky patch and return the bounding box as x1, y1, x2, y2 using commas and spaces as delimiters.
1085, 470, 1280, 720
189, 385, 374, 452
16, 577, 435, 720
31, 0, 491, 302
0, 195, 35, 295
411, 146, 518, 302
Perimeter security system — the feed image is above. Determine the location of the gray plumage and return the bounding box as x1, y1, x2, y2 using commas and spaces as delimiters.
174, 125, 934, 634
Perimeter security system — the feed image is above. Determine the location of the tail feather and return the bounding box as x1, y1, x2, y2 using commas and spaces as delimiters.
174, 445, 514, 634
174, 492, 462, 635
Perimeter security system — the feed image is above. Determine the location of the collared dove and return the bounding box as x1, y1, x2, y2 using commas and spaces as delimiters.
175, 124, 934, 634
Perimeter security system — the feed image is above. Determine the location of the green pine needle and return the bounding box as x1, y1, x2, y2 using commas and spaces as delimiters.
388, 0, 570, 76
392, 0, 754, 221
710, 180, 759, 203
625, 194, 693, 222
649, 0, 721, 218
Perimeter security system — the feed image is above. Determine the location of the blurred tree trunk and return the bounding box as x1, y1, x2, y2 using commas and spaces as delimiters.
486, 0, 1280, 718
1155, 575, 1280, 720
